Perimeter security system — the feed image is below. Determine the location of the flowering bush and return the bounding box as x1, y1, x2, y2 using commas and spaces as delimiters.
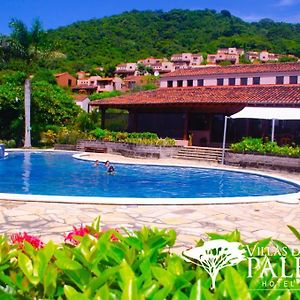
64, 223, 120, 245
0, 217, 299, 299
10, 232, 44, 250
64, 224, 90, 245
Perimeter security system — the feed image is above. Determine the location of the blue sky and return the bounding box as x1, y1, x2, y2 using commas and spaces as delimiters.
1, 0, 300, 34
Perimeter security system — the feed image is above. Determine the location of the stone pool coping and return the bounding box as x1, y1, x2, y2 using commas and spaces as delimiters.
1, 149, 299, 205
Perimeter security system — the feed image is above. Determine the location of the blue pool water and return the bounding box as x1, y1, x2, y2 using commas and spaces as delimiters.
0, 152, 299, 198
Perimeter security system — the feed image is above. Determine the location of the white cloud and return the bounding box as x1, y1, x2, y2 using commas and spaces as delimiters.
276, 0, 299, 6
241, 14, 265, 22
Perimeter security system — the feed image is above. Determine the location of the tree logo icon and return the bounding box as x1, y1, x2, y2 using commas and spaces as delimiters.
183, 239, 246, 289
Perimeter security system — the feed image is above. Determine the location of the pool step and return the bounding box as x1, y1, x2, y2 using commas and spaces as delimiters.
173, 146, 226, 163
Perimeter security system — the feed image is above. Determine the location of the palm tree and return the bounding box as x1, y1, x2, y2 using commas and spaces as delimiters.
5, 19, 61, 148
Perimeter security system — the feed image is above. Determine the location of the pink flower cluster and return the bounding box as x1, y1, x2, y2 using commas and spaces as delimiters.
9, 225, 120, 249
10, 232, 44, 250
64, 224, 90, 245
64, 224, 120, 245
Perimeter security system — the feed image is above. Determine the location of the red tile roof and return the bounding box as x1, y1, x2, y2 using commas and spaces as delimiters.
72, 85, 97, 90
73, 95, 89, 101
55, 72, 68, 77
90, 85, 300, 108
161, 62, 300, 78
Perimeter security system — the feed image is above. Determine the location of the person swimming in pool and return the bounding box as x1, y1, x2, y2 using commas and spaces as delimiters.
93, 160, 100, 167
104, 160, 115, 174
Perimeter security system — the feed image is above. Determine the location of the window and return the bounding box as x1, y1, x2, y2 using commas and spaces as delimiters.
228, 78, 236, 86
217, 78, 224, 86
197, 79, 204, 86
276, 76, 284, 84
290, 76, 298, 84
253, 77, 260, 85
187, 80, 193, 87
177, 80, 183, 87
240, 77, 248, 86
68, 79, 72, 87
167, 80, 173, 88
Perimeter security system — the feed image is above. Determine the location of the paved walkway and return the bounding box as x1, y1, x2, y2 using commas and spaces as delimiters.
1, 152, 300, 252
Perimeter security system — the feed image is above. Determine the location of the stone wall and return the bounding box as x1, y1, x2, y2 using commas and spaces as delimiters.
76, 140, 182, 159
225, 152, 300, 172
54, 144, 77, 151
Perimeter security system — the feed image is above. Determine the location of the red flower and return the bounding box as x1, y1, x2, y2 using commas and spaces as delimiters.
110, 229, 120, 242
10, 232, 44, 250
64, 224, 121, 245
64, 224, 90, 245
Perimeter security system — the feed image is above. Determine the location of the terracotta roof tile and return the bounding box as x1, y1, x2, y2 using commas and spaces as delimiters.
90, 85, 300, 107
73, 95, 89, 101
161, 62, 300, 78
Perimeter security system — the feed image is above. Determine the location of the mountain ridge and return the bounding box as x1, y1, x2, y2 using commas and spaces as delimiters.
45, 9, 300, 71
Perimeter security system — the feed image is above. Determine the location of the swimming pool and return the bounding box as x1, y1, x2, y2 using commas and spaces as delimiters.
0, 151, 299, 204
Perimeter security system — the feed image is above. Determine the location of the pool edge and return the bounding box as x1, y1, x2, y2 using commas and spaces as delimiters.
0, 150, 299, 205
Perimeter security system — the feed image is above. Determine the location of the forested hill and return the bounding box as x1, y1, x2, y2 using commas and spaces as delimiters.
47, 9, 300, 71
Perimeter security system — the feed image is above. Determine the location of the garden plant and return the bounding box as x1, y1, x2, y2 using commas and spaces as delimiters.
0, 216, 299, 299
231, 137, 300, 157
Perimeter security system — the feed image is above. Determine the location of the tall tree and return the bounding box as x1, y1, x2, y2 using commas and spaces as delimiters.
5, 19, 63, 147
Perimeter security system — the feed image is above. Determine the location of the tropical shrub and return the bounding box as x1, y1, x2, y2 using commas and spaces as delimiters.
0, 139, 16, 148
40, 130, 57, 146
89, 128, 176, 146
231, 137, 300, 157
89, 90, 123, 101
0, 217, 299, 299
56, 127, 90, 145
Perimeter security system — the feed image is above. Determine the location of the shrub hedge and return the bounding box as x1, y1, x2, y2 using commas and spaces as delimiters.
231, 137, 300, 157
0, 216, 299, 299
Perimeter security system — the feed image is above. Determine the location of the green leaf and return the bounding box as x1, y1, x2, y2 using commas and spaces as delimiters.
55, 250, 82, 270
189, 279, 201, 300
172, 290, 189, 300
119, 261, 139, 300
225, 267, 251, 300
55, 258, 82, 270
151, 266, 175, 289
91, 216, 101, 232
287, 225, 300, 241
64, 285, 89, 300
95, 284, 110, 300
208, 230, 241, 242
168, 256, 184, 276
125, 237, 143, 250
43, 264, 57, 298
18, 252, 33, 278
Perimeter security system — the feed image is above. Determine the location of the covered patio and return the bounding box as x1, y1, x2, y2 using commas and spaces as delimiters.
90, 85, 300, 146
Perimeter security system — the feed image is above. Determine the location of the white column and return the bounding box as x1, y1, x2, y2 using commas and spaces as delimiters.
221, 116, 228, 165
271, 119, 275, 142
24, 79, 31, 148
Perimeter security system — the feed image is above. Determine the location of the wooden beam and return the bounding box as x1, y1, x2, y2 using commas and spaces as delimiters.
101, 108, 106, 129
183, 111, 189, 140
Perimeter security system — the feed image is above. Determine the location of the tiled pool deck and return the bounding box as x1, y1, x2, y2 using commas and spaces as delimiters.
0, 152, 300, 252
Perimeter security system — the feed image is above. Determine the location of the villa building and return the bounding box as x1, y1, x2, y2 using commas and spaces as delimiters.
55, 72, 77, 88
215, 48, 244, 64
137, 57, 165, 65
73, 95, 90, 112
171, 53, 203, 69
91, 62, 300, 146
159, 62, 300, 88
73, 76, 123, 94
115, 63, 138, 77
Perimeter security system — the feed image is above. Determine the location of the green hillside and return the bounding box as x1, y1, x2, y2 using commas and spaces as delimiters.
46, 9, 300, 71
